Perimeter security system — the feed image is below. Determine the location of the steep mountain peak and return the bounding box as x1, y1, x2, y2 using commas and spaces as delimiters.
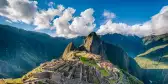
1, 32, 143, 84
87, 32, 99, 38
83, 32, 106, 58
0, 28, 144, 84
62, 42, 76, 59
85, 32, 100, 42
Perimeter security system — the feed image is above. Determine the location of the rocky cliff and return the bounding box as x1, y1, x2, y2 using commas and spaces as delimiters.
83, 32, 142, 80
0, 32, 143, 84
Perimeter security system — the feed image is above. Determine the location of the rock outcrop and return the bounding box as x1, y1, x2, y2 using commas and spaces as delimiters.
62, 42, 76, 59
20, 52, 143, 84
84, 32, 107, 59
1, 32, 144, 84
82, 32, 142, 80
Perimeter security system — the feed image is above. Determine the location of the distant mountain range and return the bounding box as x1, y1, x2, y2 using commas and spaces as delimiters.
0, 24, 168, 84
101, 34, 145, 58
135, 34, 168, 84
0, 32, 143, 84
0, 24, 83, 78
0, 24, 144, 78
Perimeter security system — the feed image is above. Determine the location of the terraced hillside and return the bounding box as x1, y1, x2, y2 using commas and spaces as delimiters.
0, 32, 143, 84
1, 50, 143, 84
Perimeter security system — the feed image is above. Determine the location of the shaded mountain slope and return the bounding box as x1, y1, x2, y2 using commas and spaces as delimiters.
135, 34, 168, 84
0, 24, 143, 79
1, 38, 143, 84
143, 33, 168, 49
101, 34, 144, 57
135, 44, 168, 69
78, 32, 143, 81
135, 34, 168, 69
0, 24, 82, 78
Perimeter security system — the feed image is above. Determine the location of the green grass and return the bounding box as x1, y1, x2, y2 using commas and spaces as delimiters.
121, 70, 143, 84
135, 44, 168, 69
22, 66, 43, 81
2, 62, 44, 84
38, 81, 43, 84
98, 68, 110, 77
80, 57, 110, 77
80, 57, 97, 67
4, 78, 23, 84
135, 57, 168, 69
137, 44, 168, 57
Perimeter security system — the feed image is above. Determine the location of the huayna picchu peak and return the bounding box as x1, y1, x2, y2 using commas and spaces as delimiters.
0, 32, 143, 84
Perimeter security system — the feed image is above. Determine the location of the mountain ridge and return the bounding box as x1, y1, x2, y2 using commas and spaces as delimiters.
0, 24, 83, 78
1, 32, 143, 84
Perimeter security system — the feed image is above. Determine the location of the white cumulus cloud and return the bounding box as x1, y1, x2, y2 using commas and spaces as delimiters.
53, 8, 95, 38
69, 8, 95, 36
34, 5, 65, 30
0, 0, 96, 38
0, 0, 37, 24
103, 10, 116, 20
97, 6, 168, 37
1, 0, 168, 38
53, 7, 76, 38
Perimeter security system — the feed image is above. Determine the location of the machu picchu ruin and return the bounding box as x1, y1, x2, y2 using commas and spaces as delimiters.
0, 32, 144, 84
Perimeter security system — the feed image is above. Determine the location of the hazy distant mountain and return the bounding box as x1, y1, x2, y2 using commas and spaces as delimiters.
82, 32, 142, 80
1, 24, 168, 84
0, 24, 144, 78
101, 34, 144, 57
135, 33, 168, 69
0, 24, 83, 78
1, 32, 143, 84
135, 34, 168, 84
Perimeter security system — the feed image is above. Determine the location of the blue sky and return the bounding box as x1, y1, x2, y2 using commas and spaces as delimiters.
0, 0, 168, 38
37, 0, 168, 25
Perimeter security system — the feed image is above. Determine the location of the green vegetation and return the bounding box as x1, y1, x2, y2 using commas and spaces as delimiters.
22, 66, 43, 81
80, 56, 98, 67
137, 44, 168, 57
143, 33, 168, 45
80, 56, 110, 77
135, 57, 168, 69
98, 68, 109, 76
4, 78, 23, 84
121, 70, 143, 84
38, 81, 43, 84
135, 43, 168, 69
2, 64, 44, 84
93, 76, 100, 84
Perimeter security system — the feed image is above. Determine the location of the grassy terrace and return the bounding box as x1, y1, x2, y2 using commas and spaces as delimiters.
3, 66, 44, 84
22, 66, 43, 80
3, 78, 23, 84
80, 57, 110, 77
80, 56, 143, 84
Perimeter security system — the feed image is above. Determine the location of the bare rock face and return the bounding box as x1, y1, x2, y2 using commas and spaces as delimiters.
2, 32, 144, 84
62, 42, 76, 59
83, 32, 143, 81
22, 56, 143, 84
84, 32, 107, 59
